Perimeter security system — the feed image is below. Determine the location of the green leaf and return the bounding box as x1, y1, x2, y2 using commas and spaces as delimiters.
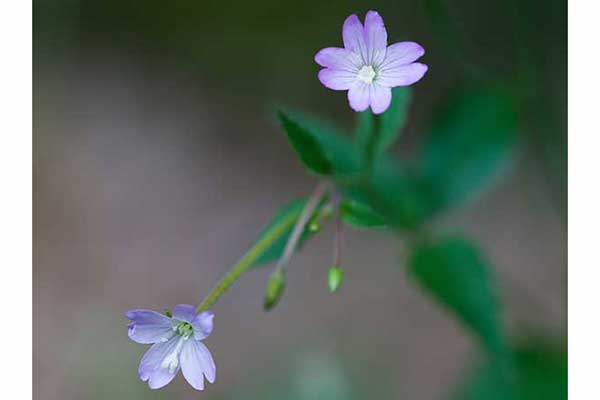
355, 87, 412, 155
281, 109, 361, 176
250, 199, 322, 268
341, 158, 438, 230
340, 199, 386, 228
408, 236, 506, 355
454, 339, 567, 400
278, 111, 332, 175
420, 86, 518, 208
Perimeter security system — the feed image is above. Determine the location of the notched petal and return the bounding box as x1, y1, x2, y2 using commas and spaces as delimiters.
126, 310, 174, 344
193, 311, 214, 341
377, 62, 428, 88
318, 68, 356, 91
343, 14, 367, 60
364, 10, 388, 65
347, 82, 371, 112
314, 47, 360, 71
381, 42, 425, 69
180, 340, 216, 390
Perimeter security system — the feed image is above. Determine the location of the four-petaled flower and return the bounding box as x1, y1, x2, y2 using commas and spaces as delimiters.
315, 10, 428, 114
126, 304, 216, 390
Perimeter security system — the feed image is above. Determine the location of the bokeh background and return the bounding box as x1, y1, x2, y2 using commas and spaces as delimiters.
34, 1, 566, 399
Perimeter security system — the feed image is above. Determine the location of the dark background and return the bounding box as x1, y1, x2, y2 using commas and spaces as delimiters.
34, 1, 566, 399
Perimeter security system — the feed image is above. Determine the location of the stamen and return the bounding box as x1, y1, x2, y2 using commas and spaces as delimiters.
357, 65, 376, 84
160, 338, 186, 373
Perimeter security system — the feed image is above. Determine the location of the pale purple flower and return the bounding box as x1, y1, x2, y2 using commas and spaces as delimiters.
126, 304, 216, 390
315, 10, 428, 114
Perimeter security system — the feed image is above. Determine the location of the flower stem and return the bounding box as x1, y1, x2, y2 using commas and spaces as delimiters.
197, 182, 329, 313
363, 112, 380, 174
196, 206, 302, 313
275, 182, 329, 273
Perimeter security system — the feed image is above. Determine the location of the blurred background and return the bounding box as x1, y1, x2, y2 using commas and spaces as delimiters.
34, 1, 566, 399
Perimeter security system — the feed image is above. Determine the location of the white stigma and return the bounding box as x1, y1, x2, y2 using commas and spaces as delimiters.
357, 65, 376, 84
160, 337, 187, 373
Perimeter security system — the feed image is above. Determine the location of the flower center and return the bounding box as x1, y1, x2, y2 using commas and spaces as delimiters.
357, 65, 376, 84
176, 322, 194, 339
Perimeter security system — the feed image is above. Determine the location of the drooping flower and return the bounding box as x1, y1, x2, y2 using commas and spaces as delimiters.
126, 304, 216, 390
315, 10, 428, 114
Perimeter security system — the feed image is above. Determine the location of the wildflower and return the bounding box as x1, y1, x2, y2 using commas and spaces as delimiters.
126, 304, 216, 390
315, 10, 428, 114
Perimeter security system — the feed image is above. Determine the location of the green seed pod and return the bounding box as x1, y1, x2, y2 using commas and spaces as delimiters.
264, 270, 286, 311
308, 221, 321, 232
328, 265, 344, 293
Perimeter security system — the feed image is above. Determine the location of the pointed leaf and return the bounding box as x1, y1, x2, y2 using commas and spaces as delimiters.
408, 236, 506, 355
278, 111, 332, 175
340, 199, 386, 228
420, 87, 517, 208
278, 109, 361, 176
455, 339, 567, 400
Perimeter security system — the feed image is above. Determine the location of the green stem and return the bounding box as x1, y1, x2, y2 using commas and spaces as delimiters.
196, 208, 302, 313
364, 113, 380, 174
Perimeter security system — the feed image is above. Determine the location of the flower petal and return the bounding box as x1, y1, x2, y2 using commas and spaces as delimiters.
377, 63, 428, 87
318, 68, 356, 90
192, 311, 214, 341
126, 310, 174, 344
369, 84, 392, 114
380, 42, 425, 70
148, 366, 180, 389
138, 335, 181, 388
364, 10, 387, 66
181, 340, 216, 390
314, 47, 361, 72
172, 304, 196, 323
343, 14, 367, 62
347, 81, 370, 112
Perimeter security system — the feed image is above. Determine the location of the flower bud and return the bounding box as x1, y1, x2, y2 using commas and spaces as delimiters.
328, 265, 344, 293
264, 270, 286, 311
308, 221, 321, 232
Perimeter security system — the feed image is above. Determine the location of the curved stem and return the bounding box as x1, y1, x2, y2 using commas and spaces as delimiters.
197, 182, 329, 313
275, 182, 329, 273
196, 206, 302, 313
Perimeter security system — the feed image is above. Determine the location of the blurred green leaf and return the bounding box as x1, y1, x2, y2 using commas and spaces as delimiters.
278, 111, 333, 175
251, 199, 321, 268
340, 199, 386, 229
420, 87, 517, 208
342, 159, 438, 230
454, 339, 567, 400
408, 236, 506, 354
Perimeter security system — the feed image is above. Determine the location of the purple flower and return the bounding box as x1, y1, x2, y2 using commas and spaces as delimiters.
315, 10, 428, 114
126, 304, 216, 390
